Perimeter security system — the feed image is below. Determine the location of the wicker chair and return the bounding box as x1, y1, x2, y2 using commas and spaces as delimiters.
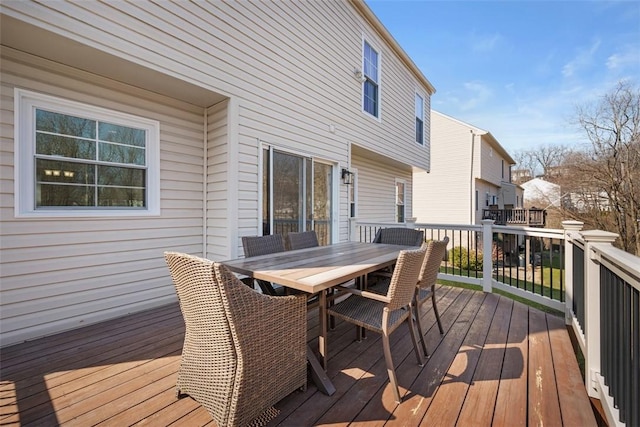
241, 235, 287, 296
372, 227, 424, 246
286, 230, 320, 250
369, 237, 449, 357
328, 245, 427, 403
369, 228, 424, 281
164, 252, 307, 427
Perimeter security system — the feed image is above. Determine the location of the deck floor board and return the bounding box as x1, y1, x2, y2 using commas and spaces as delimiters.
0, 285, 597, 426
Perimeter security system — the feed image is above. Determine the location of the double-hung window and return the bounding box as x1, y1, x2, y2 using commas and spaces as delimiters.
395, 180, 405, 223
15, 89, 160, 217
415, 93, 424, 145
363, 40, 380, 118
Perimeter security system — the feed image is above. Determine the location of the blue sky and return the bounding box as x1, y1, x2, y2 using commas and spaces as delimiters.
366, 0, 640, 154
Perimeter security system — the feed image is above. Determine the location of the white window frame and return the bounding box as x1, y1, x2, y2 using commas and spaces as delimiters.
362, 38, 382, 121
348, 168, 358, 218
395, 179, 406, 223
415, 92, 425, 145
14, 89, 161, 217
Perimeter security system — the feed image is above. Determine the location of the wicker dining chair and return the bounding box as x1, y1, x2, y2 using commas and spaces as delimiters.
164, 252, 307, 427
328, 244, 427, 403
369, 227, 424, 282
286, 230, 320, 250
241, 235, 287, 296
368, 237, 449, 357
372, 227, 424, 246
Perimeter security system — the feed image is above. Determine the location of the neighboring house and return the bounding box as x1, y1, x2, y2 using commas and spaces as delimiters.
521, 177, 562, 208
413, 110, 521, 226
512, 168, 533, 185
0, 1, 435, 346
568, 190, 611, 212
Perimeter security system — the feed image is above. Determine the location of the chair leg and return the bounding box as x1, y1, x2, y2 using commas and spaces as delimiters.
407, 308, 425, 366
432, 290, 444, 335
381, 330, 402, 404
413, 302, 429, 359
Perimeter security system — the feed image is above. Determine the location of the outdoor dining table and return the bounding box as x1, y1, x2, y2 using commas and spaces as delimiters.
222, 240, 413, 396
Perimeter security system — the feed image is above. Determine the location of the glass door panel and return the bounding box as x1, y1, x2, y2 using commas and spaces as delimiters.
313, 162, 332, 245
263, 148, 333, 244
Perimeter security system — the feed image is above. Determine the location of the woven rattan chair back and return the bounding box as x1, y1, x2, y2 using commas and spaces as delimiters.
287, 230, 319, 250
242, 234, 286, 257
241, 235, 286, 295
385, 244, 428, 310
372, 227, 424, 246
413, 237, 449, 355
164, 252, 307, 427
418, 237, 449, 289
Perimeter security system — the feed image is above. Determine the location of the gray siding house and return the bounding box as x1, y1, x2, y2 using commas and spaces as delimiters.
0, 1, 435, 346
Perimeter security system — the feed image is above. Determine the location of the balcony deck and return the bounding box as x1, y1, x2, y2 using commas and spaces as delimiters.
482, 208, 546, 227
0, 285, 598, 426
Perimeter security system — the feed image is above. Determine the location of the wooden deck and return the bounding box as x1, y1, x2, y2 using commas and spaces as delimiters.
0, 285, 598, 426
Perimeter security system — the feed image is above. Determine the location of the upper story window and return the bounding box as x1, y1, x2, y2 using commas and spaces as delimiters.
395, 180, 405, 223
363, 40, 380, 118
15, 89, 160, 217
415, 93, 424, 145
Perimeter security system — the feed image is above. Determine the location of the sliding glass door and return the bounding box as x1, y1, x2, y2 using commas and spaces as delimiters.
263, 148, 333, 245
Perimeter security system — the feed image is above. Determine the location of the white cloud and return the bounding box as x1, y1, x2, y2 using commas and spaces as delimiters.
459, 81, 493, 111
562, 39, 601, 78
606, 45, 640, 70
471, 32, 502, 53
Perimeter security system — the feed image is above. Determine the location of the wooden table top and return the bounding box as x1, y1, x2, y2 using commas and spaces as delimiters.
222, 241, 413, 294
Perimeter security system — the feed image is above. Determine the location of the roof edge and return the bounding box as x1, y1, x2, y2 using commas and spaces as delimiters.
351, 0, 436, 95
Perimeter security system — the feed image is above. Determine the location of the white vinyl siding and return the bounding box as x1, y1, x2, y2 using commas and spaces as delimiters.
352, 152, 413, 222
206, 100, 232, 260
1, 0, 431, 171
481, 139, 510, 186
413, 111, 473, 224
0, 0, 434, 346
0, 53, 205, 346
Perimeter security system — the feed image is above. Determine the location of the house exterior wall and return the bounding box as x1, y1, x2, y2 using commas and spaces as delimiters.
413, 111, 473, 225
479, 137, 507, 186
0, 0, 433, 346
0, 50, 206, 346
351, 151, 413, 222
414, 110, 516, 225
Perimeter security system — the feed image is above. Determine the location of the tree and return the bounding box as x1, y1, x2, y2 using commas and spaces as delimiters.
568, 80, 640, 255
513, 143, 571, 182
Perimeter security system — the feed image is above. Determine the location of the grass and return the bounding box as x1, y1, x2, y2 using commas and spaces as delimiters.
437, 277, 564, 317
442, 264, 566, 302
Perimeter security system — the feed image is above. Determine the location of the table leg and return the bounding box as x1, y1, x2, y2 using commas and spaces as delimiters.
318, 288, 328, 369
307, 346, 335, 395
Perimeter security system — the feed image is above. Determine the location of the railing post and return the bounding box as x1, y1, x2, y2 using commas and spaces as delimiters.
581, 229, 618, 397
406, 217, 417, 229
562, 220, 584, 325
348, 217, 358, 242
482, 219, 494, 293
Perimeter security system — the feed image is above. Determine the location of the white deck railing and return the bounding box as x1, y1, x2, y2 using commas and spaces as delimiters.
349, 218, 639, 427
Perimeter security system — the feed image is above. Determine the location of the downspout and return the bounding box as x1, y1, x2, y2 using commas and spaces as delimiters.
202, 108, 208, 258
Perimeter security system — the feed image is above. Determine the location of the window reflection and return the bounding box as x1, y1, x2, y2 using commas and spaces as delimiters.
34, 108, 147, 209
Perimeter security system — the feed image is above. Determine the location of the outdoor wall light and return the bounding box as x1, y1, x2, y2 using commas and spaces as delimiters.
341, 168, 354, 185
353, 68, 366, 83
